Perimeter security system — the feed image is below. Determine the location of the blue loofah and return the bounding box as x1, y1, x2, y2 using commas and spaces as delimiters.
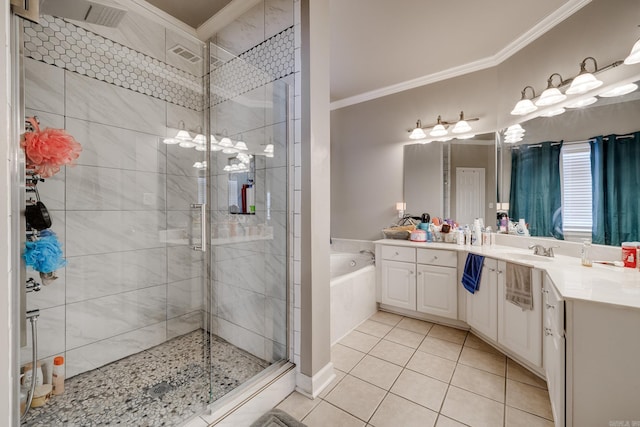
23, 231, 67, 273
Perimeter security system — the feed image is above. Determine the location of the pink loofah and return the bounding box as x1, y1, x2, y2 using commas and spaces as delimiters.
21, 117, 82, 178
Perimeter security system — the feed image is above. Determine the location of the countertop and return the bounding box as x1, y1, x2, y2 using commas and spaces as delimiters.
374, 239, 640, 310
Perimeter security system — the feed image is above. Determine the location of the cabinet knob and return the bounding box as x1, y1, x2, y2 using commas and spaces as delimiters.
395, 251, 399, 256
418, 272, 422, 276
544, 327, 553, 336
542, 288, 549, 294
546, 303, 555, 310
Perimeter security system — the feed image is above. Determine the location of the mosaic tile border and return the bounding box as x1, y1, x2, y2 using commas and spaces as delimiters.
23, 15, 203, 111
211, 26, 295, 105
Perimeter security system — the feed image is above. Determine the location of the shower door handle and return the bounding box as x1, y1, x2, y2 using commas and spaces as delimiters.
190, 203, 206, 252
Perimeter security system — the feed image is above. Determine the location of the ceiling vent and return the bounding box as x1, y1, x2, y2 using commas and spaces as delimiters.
169, 44, 202, 64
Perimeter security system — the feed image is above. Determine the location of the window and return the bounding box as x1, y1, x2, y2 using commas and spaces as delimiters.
560, 143, 592, 238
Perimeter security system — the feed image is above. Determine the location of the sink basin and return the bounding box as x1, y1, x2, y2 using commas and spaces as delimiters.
503, 252, 554, 262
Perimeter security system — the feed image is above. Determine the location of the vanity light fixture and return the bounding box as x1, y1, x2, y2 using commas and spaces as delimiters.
174, 120, 192, 141
540, 107, 566, 117
451, 111, 472, 134
599, 82, 639, 97
565, 96, 598, 109
396, 202, 406, 218
624, 37, 640, 65
219, 134, 233, 147
536, 73, 567, 106
409, 120, 427, 140
430, 116, 448, 137
566, 57, 603, 95
456, 134, 475, 140
510, 86, 538, 116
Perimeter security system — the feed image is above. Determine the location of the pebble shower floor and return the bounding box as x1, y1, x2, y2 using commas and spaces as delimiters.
23, 331, 269, 426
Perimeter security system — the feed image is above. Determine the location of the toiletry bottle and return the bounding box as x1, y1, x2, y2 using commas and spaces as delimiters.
52, 356, 65, 395
581, 240, 592, 267
464, 226, 471, 246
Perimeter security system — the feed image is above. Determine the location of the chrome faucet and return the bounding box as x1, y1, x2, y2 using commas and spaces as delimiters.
528, 244, 557, 257
359, 249, 375, 264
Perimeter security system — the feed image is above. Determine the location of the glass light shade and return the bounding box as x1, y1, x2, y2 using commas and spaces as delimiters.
409, 127, 427, 139
505, 124, 525, 136
504, 135, 523, 144
510, 99, 537, 116
540, 107, 566, 117
179, 140, 196, 148
193, 134, 206, 144
175, 130, 192, 141
162, 137, 179, 144
430, 124, 448, 137
566, 73, 603, 95
211, 144, 223, 152
223, 165, 232, 172
535, 87, 566, 106
222, 147, 237, 154
219, 137, 233, 147
265, 152, 274, 158
452, 120, 472, 134
436, 136, 453, 142
210, 134, 218, 144
624, 38, 640, 65
457, 133, 475, 140
565, 97, 598, 109
264, 144, 274, 153
419, 140, 432, 145
599, 83, 638, 98
234, 141, 248, 150
195, 145, 207, 151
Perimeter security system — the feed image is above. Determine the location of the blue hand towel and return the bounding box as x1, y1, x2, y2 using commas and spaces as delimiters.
462, 253, 485, 294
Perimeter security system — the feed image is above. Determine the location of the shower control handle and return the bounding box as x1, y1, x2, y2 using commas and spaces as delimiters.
190, 203, 207, 253
26, 277, 41, 293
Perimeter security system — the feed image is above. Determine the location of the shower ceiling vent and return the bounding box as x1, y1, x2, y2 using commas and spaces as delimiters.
169, 44, 202, 64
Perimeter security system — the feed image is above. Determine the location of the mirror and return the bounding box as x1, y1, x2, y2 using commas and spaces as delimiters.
497, 79, 640, 245
404, 133, 496, 225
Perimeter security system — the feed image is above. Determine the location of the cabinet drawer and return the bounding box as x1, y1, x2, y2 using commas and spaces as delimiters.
381, 245, 416, 262
417, 248, 457, 267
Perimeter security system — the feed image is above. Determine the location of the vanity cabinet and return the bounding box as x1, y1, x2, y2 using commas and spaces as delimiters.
498, 266, 542, 367
466, 257, 499, 341
543, 274, 564, 427
379, 245, 457, 319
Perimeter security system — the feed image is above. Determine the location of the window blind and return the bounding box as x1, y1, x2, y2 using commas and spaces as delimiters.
561, 143, 592, 233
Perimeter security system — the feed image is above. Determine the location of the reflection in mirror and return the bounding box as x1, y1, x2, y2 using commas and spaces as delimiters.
404, 133, 495, 227
498, 80, 640, 245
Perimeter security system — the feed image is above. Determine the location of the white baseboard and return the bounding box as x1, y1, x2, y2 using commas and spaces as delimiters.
295, 361, 335, 399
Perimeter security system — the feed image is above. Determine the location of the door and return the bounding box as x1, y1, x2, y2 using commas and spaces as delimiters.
456, 167, 485, 226
416, 264, 457, 319
466, 257, 498, 341
381, 260, 416, 310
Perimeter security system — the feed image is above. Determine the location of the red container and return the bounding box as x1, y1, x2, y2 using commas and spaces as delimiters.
622, 242, 637, 268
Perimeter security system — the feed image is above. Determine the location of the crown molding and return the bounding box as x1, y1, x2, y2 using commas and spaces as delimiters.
330, 0, 592, 111
196, 0, 263, 41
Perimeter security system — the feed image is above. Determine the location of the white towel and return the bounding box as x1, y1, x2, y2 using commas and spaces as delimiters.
506, 263, 533, 310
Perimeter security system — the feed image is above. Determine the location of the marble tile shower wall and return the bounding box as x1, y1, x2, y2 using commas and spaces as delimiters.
21, 11, 207, 379
208, 0, 298, 364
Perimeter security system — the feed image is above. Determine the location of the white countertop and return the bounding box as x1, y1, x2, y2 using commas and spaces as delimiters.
375, 239, 640, 310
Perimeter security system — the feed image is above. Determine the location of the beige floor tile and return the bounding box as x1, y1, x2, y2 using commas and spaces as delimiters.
324, 375, 387, 422
390, 369, 448, 411
506, 379, 553, 421
458, 346, 506, 376
428, 324, 468, 345
369, 393, 438, 427
319, 369, 347, 398
356, 320, 394, 338
302, 400, 366, 427
275, 391, 321, 421
369, 311, 403, 326
332, 344, 366, 372
369, 339, 415, 367
441, 386, 505, 427
451, 364, 505, 403
340, 330, 382, 353
505, 406, 555, 427
418, 336, 463, 361
396, 317, 434, 334
464, 333, 503, 356
384, 327, 426, 349
406, 350, 457, 383
507, 358, 547, 390
351, 355, 403, 390
436, 415, 468, 427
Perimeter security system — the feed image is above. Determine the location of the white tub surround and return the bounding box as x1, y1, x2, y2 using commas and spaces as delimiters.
375, 238, 640, 427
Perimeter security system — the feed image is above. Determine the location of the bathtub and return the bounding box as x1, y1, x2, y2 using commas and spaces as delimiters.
330, 252, 377, 344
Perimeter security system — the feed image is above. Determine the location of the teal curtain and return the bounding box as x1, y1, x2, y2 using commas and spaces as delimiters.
590, 132, 640, 246
509, 141, 564, 239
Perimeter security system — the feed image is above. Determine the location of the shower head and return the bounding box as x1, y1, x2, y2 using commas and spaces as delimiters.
40, 0, 127, 27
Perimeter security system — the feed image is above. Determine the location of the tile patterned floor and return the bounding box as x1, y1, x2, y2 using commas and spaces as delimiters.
277, 311, 554, 427
24, 330, 269, 427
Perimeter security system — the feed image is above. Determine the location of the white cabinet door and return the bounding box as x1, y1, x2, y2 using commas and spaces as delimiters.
497, 263, 542, 367
381, 260, 416, 310
543, 276, 565, 427
466, 257, 498, 341
416, 264, 457, 319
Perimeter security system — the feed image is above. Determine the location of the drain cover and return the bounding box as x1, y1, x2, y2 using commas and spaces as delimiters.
147, 381, 172, 398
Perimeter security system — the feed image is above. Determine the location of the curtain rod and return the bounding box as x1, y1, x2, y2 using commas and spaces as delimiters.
511, 132, 637, 149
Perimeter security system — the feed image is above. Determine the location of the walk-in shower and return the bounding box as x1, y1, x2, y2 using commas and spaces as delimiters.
13, 2, 294, 425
